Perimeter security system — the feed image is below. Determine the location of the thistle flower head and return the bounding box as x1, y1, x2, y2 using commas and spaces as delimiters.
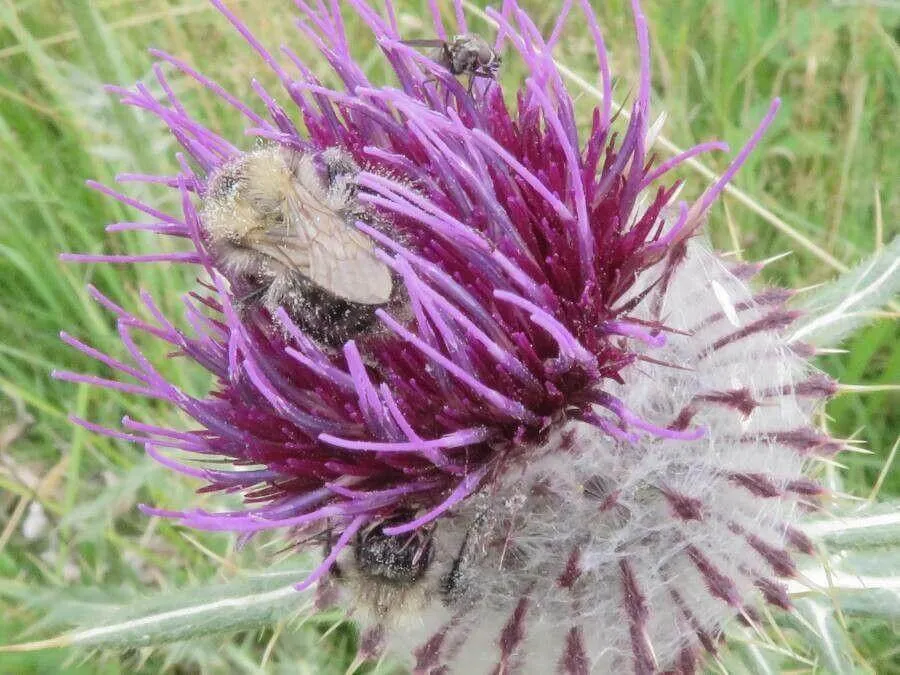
58, 0, 838, 672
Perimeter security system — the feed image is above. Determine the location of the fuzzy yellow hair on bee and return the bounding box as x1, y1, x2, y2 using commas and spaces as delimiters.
200, 145, 393, 346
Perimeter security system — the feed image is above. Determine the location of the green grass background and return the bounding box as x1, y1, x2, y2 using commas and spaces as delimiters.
0, 0, 897, 672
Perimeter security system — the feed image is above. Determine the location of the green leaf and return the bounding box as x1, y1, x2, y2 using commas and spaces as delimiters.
790, 237, 900, 347
791, 506, 900, 624
0, 564, 326, 652
803, 502, 900, 548
790, 545, 900, 622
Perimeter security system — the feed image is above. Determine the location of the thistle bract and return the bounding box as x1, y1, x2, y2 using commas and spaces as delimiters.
57, 0, 837, 672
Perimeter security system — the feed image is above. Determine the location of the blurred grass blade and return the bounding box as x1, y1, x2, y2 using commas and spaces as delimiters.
790, 236, 900, 347
788, 599, 867, 675
65, 3, 161, 173
0, 566, 314, 652
718, 627, 784, 674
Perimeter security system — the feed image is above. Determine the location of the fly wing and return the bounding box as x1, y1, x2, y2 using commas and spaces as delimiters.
284, 188, 392, 305
400, 39, 445, 47
400, 39, 450, 70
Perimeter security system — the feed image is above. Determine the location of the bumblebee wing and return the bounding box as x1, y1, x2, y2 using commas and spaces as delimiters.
250, 199, 313, 274
307, 215, 393, 305
248, 181, 354, 276
252, 232, 311, 274
278, 189, 392, 305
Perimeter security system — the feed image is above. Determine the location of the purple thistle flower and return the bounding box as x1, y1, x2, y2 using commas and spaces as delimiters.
56, 0, 839, 672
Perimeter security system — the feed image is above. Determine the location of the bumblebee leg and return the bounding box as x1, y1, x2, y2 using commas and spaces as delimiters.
321, 147, 358, 183
323, 522, 343, 579
235, 284, 266, 310
440, 508, 487, 604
